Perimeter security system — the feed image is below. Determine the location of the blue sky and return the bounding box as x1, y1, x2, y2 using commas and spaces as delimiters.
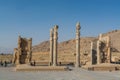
0, 0, 120, 53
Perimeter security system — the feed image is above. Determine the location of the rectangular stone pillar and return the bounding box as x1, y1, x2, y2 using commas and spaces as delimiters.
27, 38, 32, 63
107, 47, 111, 63
90, 42, 93, 65
97, 40, 101, 64
107, 36, 111, 63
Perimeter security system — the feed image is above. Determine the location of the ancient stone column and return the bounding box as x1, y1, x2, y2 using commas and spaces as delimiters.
97, 40, 101, 64
107, 47, 111, 63
99, 34, 102, 40
106, 36, 111, 63
28, 38, 32, 51
28, 38, 32, 63
53, 25, 59, 66
75, 22, 81, 67
90, 42, 93, 65
13, 48, 19, 65
49, 28, 54, 66
16, 48, 21, 65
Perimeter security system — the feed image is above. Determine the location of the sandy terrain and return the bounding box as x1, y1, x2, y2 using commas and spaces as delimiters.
0, 67, 120, 80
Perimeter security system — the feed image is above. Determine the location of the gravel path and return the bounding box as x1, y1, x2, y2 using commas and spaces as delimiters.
0, 67, 120, 80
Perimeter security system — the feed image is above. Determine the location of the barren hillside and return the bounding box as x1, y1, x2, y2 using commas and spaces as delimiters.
32, 37, 97, 54
32, 30, 120, 65
102, 30, 120, 52
33, 30, 120, 53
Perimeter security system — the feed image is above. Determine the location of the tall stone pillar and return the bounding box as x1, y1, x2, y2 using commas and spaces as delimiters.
28, 38, 32, 63
106, 36, 111, 63
50, 28, 54, 66
16, 36, 21, 64
75, 22, 81, 67
97, 40, 101, 64
107, 47, 111, 63
90, 42, 93, 65
53, 25, 59, 66
28, 38, 32, 51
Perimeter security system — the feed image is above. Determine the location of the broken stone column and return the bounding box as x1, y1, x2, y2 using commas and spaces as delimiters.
107, 47, 111, 63
53, 25, 59, 66
49, 28, 54, 66
90, 42, 93, 65
27, 38, 32, 63
75, 22, 81, 67
97, 34, 103, 64
106, 36, 111, 63
13, 48, 20, 65
99, 34, 102, 40
97, 40, 101, 64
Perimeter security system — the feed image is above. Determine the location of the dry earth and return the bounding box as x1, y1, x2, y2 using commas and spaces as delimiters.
0, 67, 120, 80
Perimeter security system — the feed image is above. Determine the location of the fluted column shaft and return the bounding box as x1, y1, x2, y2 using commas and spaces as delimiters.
50, 29, 53, 65
75, 22, 81, 67
53, 25, 58, 66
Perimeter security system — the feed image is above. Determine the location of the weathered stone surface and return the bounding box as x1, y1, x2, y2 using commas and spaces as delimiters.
15, 64, 68, 71
75, 22, 81, 67
83, 63, 120, 71
49, 28, 53, 65
13, 36, 32, 65
53, 25, 59, 66
96, 34, 111, 64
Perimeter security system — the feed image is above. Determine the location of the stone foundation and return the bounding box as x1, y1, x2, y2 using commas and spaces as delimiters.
15, 64, 69, 71
82, 63, 120, 71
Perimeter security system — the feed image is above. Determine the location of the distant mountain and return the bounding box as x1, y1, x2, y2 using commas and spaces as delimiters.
32, 30, 120, 53
102, 30, 120, 52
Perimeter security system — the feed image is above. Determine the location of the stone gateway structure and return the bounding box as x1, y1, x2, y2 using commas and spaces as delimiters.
12, 22, 120, 71
90, 34, 111, 65
97, 34, 111, 64
15, 25, 68, 71
13, 36, 32, 65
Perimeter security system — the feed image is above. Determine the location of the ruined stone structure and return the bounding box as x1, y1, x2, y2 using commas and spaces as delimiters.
75, 22, 81, 67
90, 34, 111, 65
13, 36, 32, 65
97, 34, 111, 64
12, 22, 119, 72
90, 41, 97, 65
91, 42, 94, 65
14, 31, 68, 71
